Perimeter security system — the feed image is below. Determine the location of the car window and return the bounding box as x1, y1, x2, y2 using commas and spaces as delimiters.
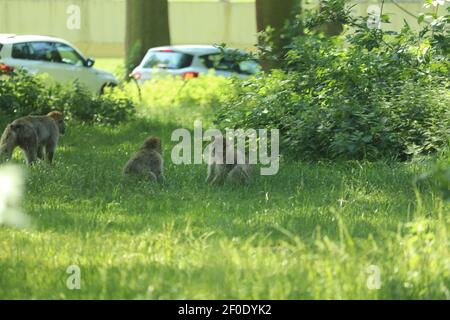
28, 42, 62, 62
12, 43, 33, 60
201, 54, 240, 73
239, 60, 262, 75
202, 53, 261, 75
54, 42, 84, 66
143, 51, 193, 69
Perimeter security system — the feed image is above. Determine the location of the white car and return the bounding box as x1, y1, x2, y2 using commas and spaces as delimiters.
0, 34, 117, 94
131, 45, 261, 84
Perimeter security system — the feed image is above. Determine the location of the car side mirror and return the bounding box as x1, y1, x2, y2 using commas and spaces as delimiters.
85, 58, 95, 68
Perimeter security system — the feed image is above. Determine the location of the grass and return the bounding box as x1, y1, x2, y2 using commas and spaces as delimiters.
170, 0, 254, 2
0, 77, 449, 299
95, 58, 123, 74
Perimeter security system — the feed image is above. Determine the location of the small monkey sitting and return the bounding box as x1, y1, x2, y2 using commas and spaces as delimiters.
122, 136, 165, 183
206, 136, 253, 185
0, 111, 66, 165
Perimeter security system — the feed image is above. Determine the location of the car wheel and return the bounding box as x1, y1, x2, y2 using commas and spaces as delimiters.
100, 82, 117, 95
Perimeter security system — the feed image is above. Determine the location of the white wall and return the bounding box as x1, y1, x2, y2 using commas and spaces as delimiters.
0, 0, 446, 57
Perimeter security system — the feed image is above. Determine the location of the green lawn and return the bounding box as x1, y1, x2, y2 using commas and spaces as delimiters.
94, 58, 123, 76
170, 0, 254, 2
0, 79, 448, 299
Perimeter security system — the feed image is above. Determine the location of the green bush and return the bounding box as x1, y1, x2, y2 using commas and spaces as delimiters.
0, 71, 52, 118
52, 81, 136, 125
0, 71, 136, 125
216, 4, 450, 161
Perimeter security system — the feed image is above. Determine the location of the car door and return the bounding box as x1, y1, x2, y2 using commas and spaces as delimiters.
200, 53, 240, 77
200, 53, 261, 79
7, 42, 42, 75
52, 42, 103, 93
26, 41, 64, 79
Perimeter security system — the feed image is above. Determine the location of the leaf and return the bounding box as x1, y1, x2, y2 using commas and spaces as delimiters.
418, 13, 425, 24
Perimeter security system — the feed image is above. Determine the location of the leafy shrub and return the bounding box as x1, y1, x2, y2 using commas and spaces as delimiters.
52, 81, 135, 125
216, 4, 450, 161
0, 71, 135, 125
0, 71, 52, 118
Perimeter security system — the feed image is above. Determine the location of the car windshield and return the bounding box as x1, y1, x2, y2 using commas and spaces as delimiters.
55, 42, 85, 66
143, 51, 193, 69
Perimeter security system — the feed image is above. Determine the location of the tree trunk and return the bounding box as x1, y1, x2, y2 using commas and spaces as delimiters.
125, 0, 171, 75
256, 0, 296, 34
255, 0, 297, 70
317, 0, 343, 36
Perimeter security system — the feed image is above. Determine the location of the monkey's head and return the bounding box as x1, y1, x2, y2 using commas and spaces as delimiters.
213, 134, 227, 154
210, 135, 242, 165
142, 136, 162, 154
48, 111, 66, 135
0, 124, 19, 160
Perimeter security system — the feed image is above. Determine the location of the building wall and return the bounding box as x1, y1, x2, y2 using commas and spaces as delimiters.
0, 0, 446, 57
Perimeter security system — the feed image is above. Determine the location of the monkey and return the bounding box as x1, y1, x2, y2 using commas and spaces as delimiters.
0, 111, 66, 166
206, 135, 253, 185
122, 136, 165, 183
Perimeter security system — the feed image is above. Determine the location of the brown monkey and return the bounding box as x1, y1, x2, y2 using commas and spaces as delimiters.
122, 136, 165, 183
0, 111, 66, 165
206, 136, 253, 185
